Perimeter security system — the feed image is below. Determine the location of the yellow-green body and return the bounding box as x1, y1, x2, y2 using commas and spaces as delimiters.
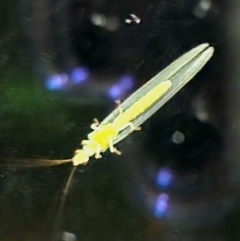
72, 43, 214, 166
113, 80, 172, 127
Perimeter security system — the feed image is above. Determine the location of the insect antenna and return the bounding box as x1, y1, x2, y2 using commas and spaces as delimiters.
0, 158, 73, 168
51, 166, 77, 241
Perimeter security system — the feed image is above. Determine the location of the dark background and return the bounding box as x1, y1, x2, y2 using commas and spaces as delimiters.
0, 0, 239, 241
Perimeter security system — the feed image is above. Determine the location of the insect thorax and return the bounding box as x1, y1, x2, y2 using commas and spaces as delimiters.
87, 124, 118, 150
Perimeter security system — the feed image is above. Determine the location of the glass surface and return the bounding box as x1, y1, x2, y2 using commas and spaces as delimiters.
1, 0, 239, 241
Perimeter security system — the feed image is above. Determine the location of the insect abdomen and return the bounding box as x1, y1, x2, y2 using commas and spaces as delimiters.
114, 80, 172, 126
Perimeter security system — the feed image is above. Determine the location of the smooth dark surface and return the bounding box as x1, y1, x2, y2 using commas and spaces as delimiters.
0, 0, 239, 241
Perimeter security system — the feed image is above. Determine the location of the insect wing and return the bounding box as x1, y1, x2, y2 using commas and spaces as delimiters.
100, 43, 210, 127
113, 45, 214, 144
99, 43, 214, 145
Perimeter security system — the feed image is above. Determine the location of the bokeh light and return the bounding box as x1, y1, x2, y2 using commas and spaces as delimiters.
45, 73, 69, 90
156, 167, 172, 188
154, 193, 169, 218
108, 75, 134, 99
70, 67, 89, 84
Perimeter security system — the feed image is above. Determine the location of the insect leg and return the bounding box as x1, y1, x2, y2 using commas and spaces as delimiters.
95, 145, 102, 159
115, 100, 123, 115
81, 140, 90, 145
109, 138, 121, 155
90, 118, 100, 130
128, 122, 141, 131
118, 122, 141, 132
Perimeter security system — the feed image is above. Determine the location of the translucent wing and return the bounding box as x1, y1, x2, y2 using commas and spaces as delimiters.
99, 43, 214, 145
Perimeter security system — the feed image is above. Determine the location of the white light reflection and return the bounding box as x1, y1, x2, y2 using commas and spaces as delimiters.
70, 67, 89, 84
91, 13, 120, 31
125, 14, 141, 24
91, 13, 106, 27
192, 97, 209, 122
62, 231, 77, 241
154, 193, 169, 218
194, 0, 212, 18
108, 75, 134, 99
45, 73, 69, 90
156, 167, 172, 188
172, 130, 185, 144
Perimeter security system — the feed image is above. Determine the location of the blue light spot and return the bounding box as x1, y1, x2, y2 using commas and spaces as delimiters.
156, 167, 172, 188
119, 75, 134, 90
70, 67, 89, 84
109, 85, 122, 99
45, 73, 68, 90
154, 193, 169, 218
108, 75, 134, 99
